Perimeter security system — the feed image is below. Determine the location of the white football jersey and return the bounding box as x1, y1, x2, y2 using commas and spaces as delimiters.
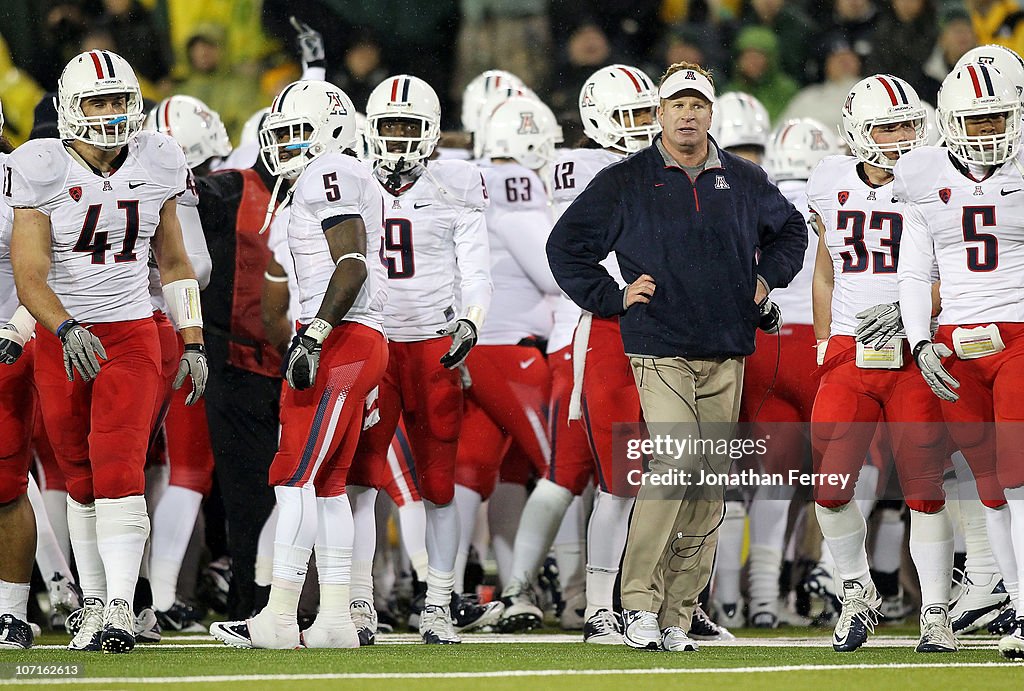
3, 133, 188, 324
770, 179, 815, 326
268, 205, 300, 335
286, 152, 387, 331
896, 145, 1024, 340
377, 159, 491, 341
479, 161, 559, 345
547, 147, 627, 352
0, 152, 16, 324
807, 155, 905, 338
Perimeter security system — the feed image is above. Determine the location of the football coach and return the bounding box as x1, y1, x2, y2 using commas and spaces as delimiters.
546, 62, 807, 651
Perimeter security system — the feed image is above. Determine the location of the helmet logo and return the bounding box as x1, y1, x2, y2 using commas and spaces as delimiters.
810, 130, 829, 150
844, 92, 855, 114
327, 91, 348, 115
581, 83, 596, 107
518, 112, 539, 135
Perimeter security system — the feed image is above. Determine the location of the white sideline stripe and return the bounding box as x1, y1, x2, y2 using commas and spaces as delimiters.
0, 662, 1018, 685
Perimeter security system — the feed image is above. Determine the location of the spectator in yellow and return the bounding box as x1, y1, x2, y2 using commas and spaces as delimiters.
967, 0, 1024, 56
0, 34, 44, 146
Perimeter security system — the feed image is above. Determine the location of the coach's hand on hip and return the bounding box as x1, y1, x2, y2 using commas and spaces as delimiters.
624, 274, 656, 309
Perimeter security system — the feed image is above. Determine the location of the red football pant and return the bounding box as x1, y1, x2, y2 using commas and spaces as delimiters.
741, 324, 817, 476
0, 341, 36, 503
580, 317, 640, 498
811, 336, 947, 513
546, 345, 593, 496
31, 399, 64, 492
269, 323, 387, 497
165, 334, 215, 496
455, 344, 551, 497
934, 323, 1024, 503
350, 338, 458, 505
34, 318, 162, 503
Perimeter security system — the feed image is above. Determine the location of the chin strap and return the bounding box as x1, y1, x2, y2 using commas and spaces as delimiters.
259, 175, 286, 235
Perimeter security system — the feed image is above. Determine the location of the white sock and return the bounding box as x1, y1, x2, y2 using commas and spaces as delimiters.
713, 500, 746, 605
909, 508, 953, 608
0, 579, 30, 621
488, 482, 527, 589
149, 485, 203, 611
748, 491, 791, 606
397, 501, 429, 579
95, 495, 151, 604
854, 464, 879, 519
453, 485, 480, 594
1003, 485, 1024, 612
255, 505, 279, 587
951, 451, 1000, 576
506, 479, 573, 589
42, 490, 71, 565
314, 545, 352, 617
553, 495, 587, 608
944, 477, 966, 553
585, 490, 632, 618
67, 497, 105, 602
815, 502, 870, 585
27, 476, 73, 584
871, 507, 904, 574
348, 487, 377, 603
271, 485, 317, 587
983, 503, 1019, 605
423, 499, 460, 604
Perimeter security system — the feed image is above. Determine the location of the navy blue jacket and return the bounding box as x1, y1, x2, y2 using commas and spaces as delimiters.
547, 140, 807, 358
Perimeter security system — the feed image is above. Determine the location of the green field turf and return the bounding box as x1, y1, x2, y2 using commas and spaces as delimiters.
0, 629, 1020, 690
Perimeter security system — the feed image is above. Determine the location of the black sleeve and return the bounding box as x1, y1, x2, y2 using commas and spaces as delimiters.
545, 168, 627, 318
196, 172, 241, 239
754, 169, 808, 291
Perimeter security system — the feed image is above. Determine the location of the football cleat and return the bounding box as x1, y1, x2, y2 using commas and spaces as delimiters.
622, 609, 661, 650
711, 600, 744, 629
47, 573, 82, 630
350, 599, 378, 645
988, 606, 1017, 636
419, 603, 460, 644
134, 607, 162, 644
210, 620, 257, 648
802, 565, 842, 618
451, 592, 503, 633
749, 599, 779, 629
661, 626, 699, 652
832, 580, 881, 652
301, 616, 359, 649
583, 609, 623, 645
198, 557, 231, 614
916, 605, 959, 653
560, 592, 586, 631
950, 573, 1009, 634
100, 598, 136, 654
67, 597, 104, 651
155, 601, 205, 633
690, 605, 736, 640
880, 592, 914, 625
497, 580, 543, 633
211, 611, 301, 649
998, 617, 1024, 660
0, 613, 34, 650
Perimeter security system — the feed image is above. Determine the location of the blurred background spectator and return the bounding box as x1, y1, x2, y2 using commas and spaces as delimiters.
921, 6, 978, 103
724, 25, 799, 122
329, 30, 390, 113
548, 20, 615, 142
782, 34, 864, 134
740, 0, 819, 85
866, 0, 938, 100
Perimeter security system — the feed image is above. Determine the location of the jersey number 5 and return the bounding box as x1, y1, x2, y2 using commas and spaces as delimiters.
381, 218, 415, 279
837, 210, 903, 274
962, 206, 998, 272
73, 201, 141, 264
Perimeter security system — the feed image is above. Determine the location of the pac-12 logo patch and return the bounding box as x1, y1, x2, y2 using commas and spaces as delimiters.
69, 186, 82, 202
939, 188, 951, 204
838, 191, 849, 206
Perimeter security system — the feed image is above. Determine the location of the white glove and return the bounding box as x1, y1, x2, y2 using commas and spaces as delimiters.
289, 16, 324, 66
57, 319, 106, 382
438, 319, 478, 369
913, 342, 959, 402
815, 339, 829, 367
855, 303, 902, 350
284, 318, 332, 391
173, 344, 209, 406
0, 323, 26, 365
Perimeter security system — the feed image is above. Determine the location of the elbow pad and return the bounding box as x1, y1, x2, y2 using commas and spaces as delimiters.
162, 278, 204, 329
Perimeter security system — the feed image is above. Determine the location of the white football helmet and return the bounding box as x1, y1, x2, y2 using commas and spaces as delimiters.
144, 95, 232, 169
57, 50, 144, 149
956, 45, 1024, 106
354, 112, 370, 161
939, 62, 1022, 166
240, 107, 270, 147
709, 92, 770, 151
482, 95, 561, 170
579, 64, 660, 153
259, 80, 357, 179
461, 69, 525, 135
841, 74, 927, 169
766, 118, 839, 181
473, 83, 536, 159
365, 75, 441, 170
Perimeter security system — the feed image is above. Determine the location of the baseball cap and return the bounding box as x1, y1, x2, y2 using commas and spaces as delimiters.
658, 68, 716, 103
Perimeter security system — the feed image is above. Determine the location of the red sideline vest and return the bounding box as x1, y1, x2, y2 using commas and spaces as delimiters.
226, 168, 283, 378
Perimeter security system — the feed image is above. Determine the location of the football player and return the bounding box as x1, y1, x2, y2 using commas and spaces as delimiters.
709, 91, 771, 165
896, 62, 1024, 659
5, 51, 208, 653
209, 80, 387, 649
808, 74, 954, 653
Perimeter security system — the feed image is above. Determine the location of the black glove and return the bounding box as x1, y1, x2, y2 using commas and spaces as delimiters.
173, 343, 209, 406
57, 319, 106, 382
0, 323, 25, 365
757, 298, 782, 334
438, 319, 478, 369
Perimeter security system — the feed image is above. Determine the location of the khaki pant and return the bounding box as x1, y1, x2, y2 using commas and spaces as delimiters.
620, 355, 744, 630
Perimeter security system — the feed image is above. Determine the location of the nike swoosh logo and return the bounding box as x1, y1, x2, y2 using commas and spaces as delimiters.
519, 357, 536, 369
1001, 188, 1021, 196
414, 202, 431, 208
128, 182, 146, 189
